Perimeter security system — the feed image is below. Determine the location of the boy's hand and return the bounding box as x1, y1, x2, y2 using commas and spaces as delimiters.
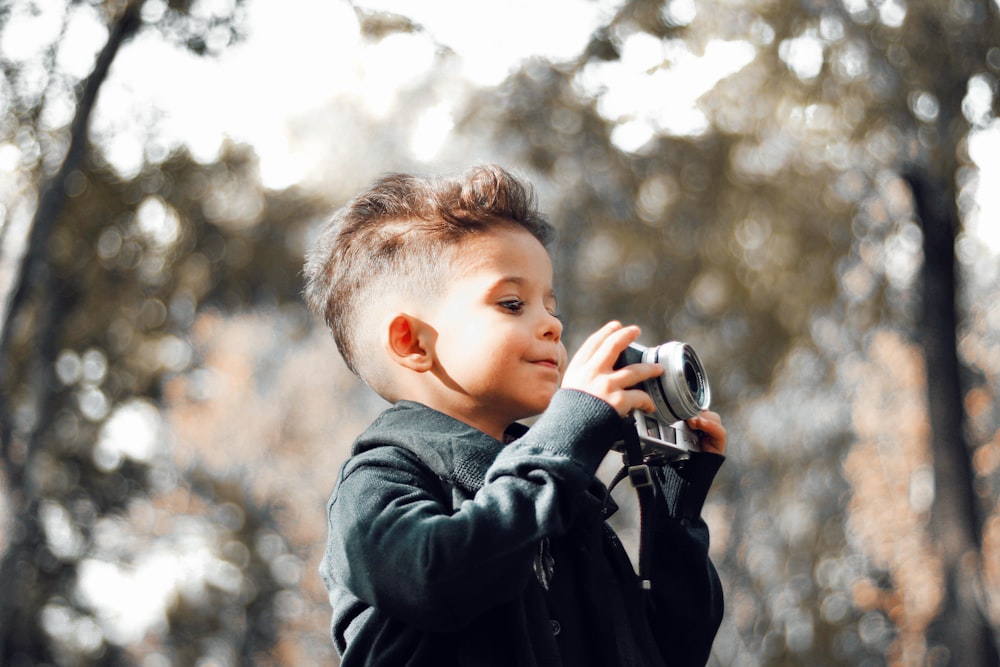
561, 321, 664, 417
688, 411, 727, 456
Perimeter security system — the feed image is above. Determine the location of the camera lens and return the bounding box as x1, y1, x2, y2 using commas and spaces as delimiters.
682, 349, 707, 404
649, 342, 710, 421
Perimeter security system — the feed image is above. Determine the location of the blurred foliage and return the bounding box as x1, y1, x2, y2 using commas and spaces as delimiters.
1, 0, 999, 665
0, 0, 333, 663
1, 141, 332, 662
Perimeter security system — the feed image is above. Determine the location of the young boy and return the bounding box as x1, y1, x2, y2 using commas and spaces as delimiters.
304, 164, 727, 666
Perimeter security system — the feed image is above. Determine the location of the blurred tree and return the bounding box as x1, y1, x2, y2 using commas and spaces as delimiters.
0, 0, 331, 663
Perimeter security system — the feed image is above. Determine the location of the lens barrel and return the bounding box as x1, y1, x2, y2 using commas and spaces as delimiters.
618, 342, 711, 421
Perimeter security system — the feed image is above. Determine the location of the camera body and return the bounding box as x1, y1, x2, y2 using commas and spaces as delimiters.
613, 341, 711, 463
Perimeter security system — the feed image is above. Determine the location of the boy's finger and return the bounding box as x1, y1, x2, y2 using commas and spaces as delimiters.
574, 321, 622, 360
613, 362, 662, 388
687, 412, 727, 453
690, 411, 723, 432
594, 323, 640, 363
605, 388, 657, 417
628, 389, 657, 415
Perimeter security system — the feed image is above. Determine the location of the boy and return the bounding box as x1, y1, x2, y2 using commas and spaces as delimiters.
304, 164, 726, 666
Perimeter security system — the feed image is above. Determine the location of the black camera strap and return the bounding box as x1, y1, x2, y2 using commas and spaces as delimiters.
606, 414, 658, 593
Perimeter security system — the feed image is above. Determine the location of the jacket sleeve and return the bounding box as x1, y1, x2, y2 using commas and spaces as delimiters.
647, 453, 726, 666
322, 390, 622, 632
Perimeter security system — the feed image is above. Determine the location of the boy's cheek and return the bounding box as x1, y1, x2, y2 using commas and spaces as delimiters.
557, 343, 568, 374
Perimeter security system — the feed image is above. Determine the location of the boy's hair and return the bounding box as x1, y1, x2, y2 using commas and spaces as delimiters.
303, 163, 553, 395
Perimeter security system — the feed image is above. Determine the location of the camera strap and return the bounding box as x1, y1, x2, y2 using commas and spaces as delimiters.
606, 414, 658, 593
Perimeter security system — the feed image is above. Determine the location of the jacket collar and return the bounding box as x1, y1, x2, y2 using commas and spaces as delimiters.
353, 401, 616, 518
353, 400, 526, 494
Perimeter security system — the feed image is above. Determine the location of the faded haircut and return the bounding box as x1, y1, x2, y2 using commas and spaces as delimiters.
303, 164, 553, 390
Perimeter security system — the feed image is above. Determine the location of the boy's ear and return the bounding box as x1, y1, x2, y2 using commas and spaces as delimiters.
385, 313, 434, 372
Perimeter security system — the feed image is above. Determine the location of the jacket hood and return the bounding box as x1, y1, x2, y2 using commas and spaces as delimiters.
352, 400, 528, 494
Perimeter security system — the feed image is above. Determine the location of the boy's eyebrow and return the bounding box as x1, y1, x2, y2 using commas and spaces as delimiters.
490, 277, 558, 302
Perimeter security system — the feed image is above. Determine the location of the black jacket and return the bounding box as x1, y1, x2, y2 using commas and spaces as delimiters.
320, 389, 724, 666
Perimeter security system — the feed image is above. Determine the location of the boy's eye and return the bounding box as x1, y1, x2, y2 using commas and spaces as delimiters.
499, 299, 526, 313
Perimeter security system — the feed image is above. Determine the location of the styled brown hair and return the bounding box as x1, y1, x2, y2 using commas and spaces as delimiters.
303, 164, 553, 388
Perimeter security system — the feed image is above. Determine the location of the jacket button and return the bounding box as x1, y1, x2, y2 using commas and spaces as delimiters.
550, 620, 561, 636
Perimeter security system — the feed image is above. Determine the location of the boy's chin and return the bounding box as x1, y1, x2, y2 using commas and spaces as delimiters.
517, 392, 558, 420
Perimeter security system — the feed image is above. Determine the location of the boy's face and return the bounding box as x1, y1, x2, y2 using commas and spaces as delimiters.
420, 225, 565, 437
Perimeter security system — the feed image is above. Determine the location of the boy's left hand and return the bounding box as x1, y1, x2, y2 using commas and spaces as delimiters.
687, 411, 726, 456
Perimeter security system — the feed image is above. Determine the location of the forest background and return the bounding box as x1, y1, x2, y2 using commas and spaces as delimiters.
1, 0, 999, 665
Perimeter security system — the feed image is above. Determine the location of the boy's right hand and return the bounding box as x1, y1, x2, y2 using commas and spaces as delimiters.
560, 321, 664, 418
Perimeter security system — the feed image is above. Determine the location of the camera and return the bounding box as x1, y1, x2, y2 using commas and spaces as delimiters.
613, 341, 711, 463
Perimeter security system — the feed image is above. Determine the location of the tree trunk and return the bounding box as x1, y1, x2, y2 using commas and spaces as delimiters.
0, 3, 142, 660
906, 168, 999, 666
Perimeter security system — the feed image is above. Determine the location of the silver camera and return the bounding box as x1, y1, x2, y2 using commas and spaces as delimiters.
613, 341, 711, 463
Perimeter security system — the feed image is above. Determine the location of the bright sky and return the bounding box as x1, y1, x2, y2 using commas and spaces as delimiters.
3, 0, 998, 238
89, 0, 766, 188
94, 0, 1000, 258
93, 0, 625, 188
968, 124, 1000, 255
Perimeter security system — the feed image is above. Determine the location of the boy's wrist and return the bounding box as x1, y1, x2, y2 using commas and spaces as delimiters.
659, 452, 724, 520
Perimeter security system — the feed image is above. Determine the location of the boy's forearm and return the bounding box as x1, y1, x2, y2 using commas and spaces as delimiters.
647, 453, 726, 665
654, 452, 724, 521
327, 456, 542, 630
488, 389, 622, 484
647, 512, 725, 666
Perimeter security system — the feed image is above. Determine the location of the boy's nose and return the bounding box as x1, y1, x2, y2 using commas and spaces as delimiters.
540, 312, 562, 341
